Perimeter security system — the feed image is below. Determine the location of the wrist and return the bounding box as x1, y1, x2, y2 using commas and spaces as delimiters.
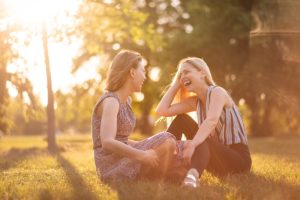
190, 140, 198, 148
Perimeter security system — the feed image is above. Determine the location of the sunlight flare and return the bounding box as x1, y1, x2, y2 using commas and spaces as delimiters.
3, 0, 78, 25
148, 67, 161, 82
133, 92, 144, 102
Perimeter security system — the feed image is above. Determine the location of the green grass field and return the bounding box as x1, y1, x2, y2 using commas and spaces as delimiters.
1, 134, 300, 200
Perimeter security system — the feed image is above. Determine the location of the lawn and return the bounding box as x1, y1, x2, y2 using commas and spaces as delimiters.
1, 134, 300, 200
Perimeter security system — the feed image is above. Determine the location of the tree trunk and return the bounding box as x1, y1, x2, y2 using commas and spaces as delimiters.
0, 66, 8, 134
42, 24, 56, 152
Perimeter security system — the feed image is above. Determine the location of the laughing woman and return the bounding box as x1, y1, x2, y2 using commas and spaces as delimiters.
92, 50, 176, 182
156, 57, 252, 187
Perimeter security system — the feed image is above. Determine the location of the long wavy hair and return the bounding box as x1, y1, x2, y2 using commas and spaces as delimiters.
172, 57, 216, 103
105, 50, 142, 92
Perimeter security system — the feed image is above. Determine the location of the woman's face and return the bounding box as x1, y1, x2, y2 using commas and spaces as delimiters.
178, 62, 205, 92
131, 61, 146, 92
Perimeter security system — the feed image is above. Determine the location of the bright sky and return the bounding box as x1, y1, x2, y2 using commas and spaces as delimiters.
3, 0, 101, 105
3, 0, 160, 105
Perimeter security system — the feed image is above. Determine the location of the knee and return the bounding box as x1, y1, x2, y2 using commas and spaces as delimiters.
193, 142, 210, 159
164, 137, 176, 151
244, 157, 252, 172
174, 114, 191, 122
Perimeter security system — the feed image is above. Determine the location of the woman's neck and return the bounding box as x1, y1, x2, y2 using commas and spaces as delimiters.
194, 84, 209, 104
114, 84, 133, 103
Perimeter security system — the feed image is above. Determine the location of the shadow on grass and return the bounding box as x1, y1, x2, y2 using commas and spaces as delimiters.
107, 178, 228, 200
248, 136, 300, 159
108, 170, 300, 200
38, 189, 54, 200
0, 147, 47, 171
55, 153, 99, 200
224, 171, 300, 200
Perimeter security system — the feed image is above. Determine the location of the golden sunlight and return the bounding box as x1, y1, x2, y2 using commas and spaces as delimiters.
133, 92, 144, 102
148, 67, 161, 82
3, 0, 77, 24
3, 0, 99, 106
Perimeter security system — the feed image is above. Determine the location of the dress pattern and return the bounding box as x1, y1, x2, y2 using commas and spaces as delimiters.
92, 92, 177, 181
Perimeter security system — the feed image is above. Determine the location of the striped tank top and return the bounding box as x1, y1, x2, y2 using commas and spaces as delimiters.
196, 85, 248, 145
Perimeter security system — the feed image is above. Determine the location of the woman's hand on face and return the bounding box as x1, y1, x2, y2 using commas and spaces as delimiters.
182, 140, 196, 166
138, 149, 159, 168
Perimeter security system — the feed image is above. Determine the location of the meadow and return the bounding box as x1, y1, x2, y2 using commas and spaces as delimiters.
1, 134, 300, 200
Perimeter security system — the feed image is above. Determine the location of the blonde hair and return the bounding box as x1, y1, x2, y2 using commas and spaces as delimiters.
173, 57, 216, 102
105, 50, 142, 91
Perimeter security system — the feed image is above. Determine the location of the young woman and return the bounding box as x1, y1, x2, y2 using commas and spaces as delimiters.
92, 50, 176, 182
156, 57, 252, 187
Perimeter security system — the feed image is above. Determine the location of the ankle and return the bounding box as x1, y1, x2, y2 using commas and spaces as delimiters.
188, 168, 199, 178
182, 168, 200, 188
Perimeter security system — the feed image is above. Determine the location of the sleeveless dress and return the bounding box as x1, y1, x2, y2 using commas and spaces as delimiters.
92, 92, 177, 181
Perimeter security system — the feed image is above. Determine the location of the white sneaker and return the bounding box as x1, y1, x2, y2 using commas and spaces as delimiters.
182, 168, 200, 188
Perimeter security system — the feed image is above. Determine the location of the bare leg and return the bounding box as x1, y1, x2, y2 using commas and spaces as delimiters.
153, 138, 176, 176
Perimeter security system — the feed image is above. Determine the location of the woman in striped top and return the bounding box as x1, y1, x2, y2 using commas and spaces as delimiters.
156, 57, 252, 187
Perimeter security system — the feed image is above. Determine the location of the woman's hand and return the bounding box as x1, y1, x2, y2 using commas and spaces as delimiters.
171, 73, 181, 90
138, 149, 159, 168
182, 140, 196, 166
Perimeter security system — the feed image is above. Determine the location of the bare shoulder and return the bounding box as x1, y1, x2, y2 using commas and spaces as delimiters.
211, 86, 232, 107
212, 86, 227, 96
102, 97, 119, 112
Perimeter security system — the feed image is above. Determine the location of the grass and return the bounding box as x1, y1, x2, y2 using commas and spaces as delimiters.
0, 134, 300, 200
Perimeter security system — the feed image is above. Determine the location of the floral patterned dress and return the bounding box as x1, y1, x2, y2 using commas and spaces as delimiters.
92, 92, 179, 181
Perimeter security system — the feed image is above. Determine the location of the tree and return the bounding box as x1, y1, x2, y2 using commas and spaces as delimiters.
42, 24, 56, 151
0, 19, 37, 134
245, 0, 300, 136
73, 0, 168, 134
0, 26, 13, 134
66, 0, 300, 136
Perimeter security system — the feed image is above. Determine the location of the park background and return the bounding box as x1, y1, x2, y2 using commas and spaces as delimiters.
1, 0, 300, 199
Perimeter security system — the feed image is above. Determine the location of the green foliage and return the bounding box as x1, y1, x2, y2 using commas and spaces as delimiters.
5, 98, 46, 135
244, 0, 300, 135
0, 20, 39, 134
0, 25, 15, 134
55, 80, 102, 132
73, 0, 170, 134
1, 0, 299, 137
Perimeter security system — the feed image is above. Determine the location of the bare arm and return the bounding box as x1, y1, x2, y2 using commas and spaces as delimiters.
127, 139, 138, 146
156, 82, 197, 117
100, 97, 158, 166
182, 87, 228, 165
191, 87, 227, 146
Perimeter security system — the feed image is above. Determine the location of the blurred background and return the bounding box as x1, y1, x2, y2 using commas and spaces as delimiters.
0, 0, 300, 149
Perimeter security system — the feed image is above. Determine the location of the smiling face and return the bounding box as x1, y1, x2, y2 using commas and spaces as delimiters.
130, 61, 146, 92
178, 61, 206, 92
